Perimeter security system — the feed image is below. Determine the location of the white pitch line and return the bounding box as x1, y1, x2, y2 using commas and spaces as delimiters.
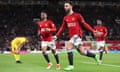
83, 62, 120, 68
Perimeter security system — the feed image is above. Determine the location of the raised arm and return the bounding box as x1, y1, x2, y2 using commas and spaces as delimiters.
77, 14, 95, 32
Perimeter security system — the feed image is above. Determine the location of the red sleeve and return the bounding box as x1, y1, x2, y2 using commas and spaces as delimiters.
77, 14, 95, 32
49, 21, 56, 32
103, 26, 108, 37
56, 18, 67, 37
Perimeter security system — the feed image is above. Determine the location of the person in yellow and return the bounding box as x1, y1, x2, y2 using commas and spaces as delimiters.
11, 37, 29, 64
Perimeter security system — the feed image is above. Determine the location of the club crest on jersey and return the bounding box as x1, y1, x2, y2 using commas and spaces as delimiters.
100, 29, 103, 31
72, 17, 75, 21
45, 23, 48, 27
66, 19, 69, 22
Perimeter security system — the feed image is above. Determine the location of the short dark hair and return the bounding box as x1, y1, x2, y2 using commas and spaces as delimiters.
97, 19, 102, 21
41, 10, 48, 14
64, 1, 73, 6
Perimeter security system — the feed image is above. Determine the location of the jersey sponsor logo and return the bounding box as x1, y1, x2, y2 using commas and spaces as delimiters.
67, 22, 76, 27
97, 31, 103, 35
41, 28, 45, 31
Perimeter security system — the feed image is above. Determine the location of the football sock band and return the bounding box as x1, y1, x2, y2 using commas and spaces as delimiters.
86, 51, 95, 58
68, 52, 73, 65
43, 53, 50, 63
14, 54, 20, 61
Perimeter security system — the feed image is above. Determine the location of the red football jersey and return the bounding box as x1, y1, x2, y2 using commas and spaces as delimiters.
56, 12, 94, 38
94, 25, 107, 41
38, 20, 56, 41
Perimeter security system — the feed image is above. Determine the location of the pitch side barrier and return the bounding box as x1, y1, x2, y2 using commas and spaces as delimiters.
1, 40, 120, 54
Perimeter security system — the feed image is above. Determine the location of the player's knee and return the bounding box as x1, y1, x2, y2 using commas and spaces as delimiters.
52, 50, 58, 55
42, 51, 47, 55
80, 51, 85, 55
77, 48, 84, 55
51, 49, 55, 54
77, 45, 85, 55
42, 49, 47, 55
66, 42, 74, 49
42, 46, 47, 51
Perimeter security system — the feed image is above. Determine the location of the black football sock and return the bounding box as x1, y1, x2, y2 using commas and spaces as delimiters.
68, 52, 73, 65
54, 54, 59, 64
43, 53, 50, 63
52, 50, 59, 64
99, 52, 103, 60
86, 51, 95, 58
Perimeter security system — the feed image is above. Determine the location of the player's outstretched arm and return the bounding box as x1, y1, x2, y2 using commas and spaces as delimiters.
77, 13, 98, 35
77, 13, 95, 32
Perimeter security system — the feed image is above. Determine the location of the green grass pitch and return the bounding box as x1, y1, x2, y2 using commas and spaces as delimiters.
0, 53, 120, 72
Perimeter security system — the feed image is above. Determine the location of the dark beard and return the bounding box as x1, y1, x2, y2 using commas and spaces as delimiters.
65, 10, 70, 15
41, 18, 45, 21
97, 24, 102, 26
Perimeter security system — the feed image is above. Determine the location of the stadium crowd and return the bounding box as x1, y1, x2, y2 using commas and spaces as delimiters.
0, 4, 120, 52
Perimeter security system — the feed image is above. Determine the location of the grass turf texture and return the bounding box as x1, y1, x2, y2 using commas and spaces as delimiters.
0, 53, 120, 72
